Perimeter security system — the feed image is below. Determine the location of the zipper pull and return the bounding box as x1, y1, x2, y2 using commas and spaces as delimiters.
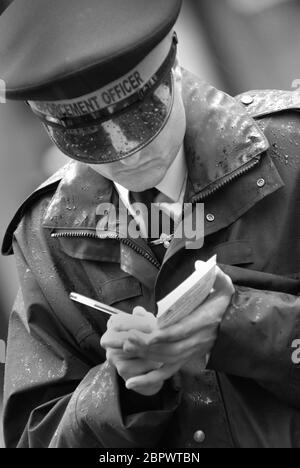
151, 233, 174, 249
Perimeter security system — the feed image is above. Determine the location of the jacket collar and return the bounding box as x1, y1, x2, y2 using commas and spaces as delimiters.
43, 70, 269, 231
181, 70, 269, 201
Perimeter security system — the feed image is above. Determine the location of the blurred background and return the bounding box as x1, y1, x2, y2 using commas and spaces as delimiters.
1, 0, 300, 447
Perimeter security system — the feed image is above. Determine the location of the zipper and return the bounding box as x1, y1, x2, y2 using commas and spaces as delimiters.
51, 230, 161, 270
192, 157, 261, 203
51, 158, 260, 268
150, 233, 174, 249
154, 157, 262, 264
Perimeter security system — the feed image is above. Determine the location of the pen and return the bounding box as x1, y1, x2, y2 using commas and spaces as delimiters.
69, 292, 121, 316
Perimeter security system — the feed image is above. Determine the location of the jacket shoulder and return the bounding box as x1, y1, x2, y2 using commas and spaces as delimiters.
2, 163, 72, 256
236, 88, 300, 118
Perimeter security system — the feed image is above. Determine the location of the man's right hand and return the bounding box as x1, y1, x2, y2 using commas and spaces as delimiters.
101, 267, 234, 395
122, 267, 234, 390
100, 307, 186, 396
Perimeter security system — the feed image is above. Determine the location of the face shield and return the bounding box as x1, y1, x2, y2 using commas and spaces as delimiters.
28, 33, 178, 164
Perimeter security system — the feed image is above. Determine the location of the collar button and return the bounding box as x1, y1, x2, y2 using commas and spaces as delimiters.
206, 214, 215, 223
240, 94, 254, 106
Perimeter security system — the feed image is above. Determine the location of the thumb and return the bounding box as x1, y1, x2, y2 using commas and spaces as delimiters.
132, 307, 157, 333
213, 267, 235, 297
133, 306, 149, 317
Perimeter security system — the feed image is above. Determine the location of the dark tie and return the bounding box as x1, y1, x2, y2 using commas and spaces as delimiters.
130, 188, 159, 210
130, 188, 174, 263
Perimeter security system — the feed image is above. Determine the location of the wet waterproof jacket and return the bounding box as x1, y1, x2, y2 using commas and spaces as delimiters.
2, 71, 300, 448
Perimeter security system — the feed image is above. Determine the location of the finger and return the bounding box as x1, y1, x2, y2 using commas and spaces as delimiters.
148, 286, 232, 346
213, 267, 235, 297
126, 334, 214, 364
100, 331, 131, 350
107, 316, 151, 333
133, 306, 149, 317
107, 310, 156, 334
123, 338, 153, 357
133, 307, 158, 332
125, 329, 157, 348
130, 272, 232, 348
146, 310, 217, 345
116, 359, 163, 382
125, 348, 193, 365
125, 331, 203, 361
106, 348, 136, 368
122, 341, 141, 357
126, 362, 183, 391
123, 343, 184, 364
106, 347, 138, 361
107, 314, 132, 331
138, 332, 214, 356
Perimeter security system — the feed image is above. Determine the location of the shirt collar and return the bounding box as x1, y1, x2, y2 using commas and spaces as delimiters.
156, 145, 187, 202
114, 145, 187, 204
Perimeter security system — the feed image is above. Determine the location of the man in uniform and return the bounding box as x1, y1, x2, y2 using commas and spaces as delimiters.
1, 0, 300, 448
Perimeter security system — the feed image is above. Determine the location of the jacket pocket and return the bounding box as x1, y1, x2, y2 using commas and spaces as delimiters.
214, 240, 254, 266
74, 272, 143, 346
99, 276, 142, 306
55, 235, 143, 306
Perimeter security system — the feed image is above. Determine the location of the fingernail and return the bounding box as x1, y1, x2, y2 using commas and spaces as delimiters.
126, 381, 137, 391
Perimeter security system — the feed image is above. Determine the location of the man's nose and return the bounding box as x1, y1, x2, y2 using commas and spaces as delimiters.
119, 151, 141, 166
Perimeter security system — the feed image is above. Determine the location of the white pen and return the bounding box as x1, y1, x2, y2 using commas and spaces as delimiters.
69, 292, 121, 316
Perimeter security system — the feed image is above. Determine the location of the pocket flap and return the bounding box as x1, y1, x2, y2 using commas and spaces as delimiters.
215, 241, 253, 266
100, 276, 142, 306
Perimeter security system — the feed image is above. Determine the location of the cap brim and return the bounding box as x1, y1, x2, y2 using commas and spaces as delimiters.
44, 72, 174, 164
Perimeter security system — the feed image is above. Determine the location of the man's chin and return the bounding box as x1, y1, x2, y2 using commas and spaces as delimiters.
117, 173, 166, 192
119, 183, 155, 192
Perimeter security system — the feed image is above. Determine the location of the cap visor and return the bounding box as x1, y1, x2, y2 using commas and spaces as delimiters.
44, 73, 174, 164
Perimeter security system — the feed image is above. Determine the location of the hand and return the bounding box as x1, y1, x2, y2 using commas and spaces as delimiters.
101, 307, 170, 396
123, 267, 235, 369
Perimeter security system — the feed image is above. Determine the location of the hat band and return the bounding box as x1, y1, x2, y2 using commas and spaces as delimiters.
30, 34, 178, 131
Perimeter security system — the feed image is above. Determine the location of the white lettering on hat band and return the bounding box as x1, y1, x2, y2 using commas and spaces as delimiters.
29, 33, 174, 119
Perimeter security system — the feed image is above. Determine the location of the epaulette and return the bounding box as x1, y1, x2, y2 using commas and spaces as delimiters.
236, 88, 300, 118
2, 163, 72, 256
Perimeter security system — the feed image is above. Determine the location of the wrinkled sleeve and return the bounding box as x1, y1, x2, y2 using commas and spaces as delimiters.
209, 285, 300, 409
3, 240, 181, 448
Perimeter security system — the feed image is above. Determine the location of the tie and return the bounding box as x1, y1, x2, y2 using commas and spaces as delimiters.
130, 188, 159, 210
130, 188, 175, 263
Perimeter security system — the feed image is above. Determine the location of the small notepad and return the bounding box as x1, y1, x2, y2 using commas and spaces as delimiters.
157, 256, 217, 329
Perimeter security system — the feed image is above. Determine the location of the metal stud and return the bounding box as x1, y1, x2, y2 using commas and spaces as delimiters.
257, 178, 266, 188
240, 94, 254, 106
193, 430, 206, 444
206, 214, 215, 223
